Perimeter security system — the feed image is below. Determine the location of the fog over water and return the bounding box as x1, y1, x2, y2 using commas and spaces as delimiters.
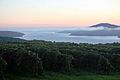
0, 27, 120, 44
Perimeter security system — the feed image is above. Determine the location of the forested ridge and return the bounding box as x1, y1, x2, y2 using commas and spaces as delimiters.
0, 37, 120, 80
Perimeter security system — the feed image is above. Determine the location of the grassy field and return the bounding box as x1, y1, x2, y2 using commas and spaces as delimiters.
6, 72, 120, 80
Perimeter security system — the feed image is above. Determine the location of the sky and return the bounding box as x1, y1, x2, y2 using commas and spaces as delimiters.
0, 0, 120, 28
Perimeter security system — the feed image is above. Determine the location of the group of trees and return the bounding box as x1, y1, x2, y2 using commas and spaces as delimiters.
0, 45, 43, 76
0, 40, 120, 79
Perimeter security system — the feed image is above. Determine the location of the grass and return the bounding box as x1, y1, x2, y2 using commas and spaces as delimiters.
5, 72, 120, 80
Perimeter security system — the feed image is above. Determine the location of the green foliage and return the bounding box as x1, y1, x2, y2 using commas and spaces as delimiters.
97, 55, 114, 74
0, 57, 7, 72
0, 39, 120, 78
0, 46, 43, 75
6, 72, 120, 80
57, 54, 73, 72
40, 49, 73, 72
17, 54, 43, 75
110, 54, 120, 71
0, 57, 7, 80
41, 49, 61, 71
72, 53, 114, 73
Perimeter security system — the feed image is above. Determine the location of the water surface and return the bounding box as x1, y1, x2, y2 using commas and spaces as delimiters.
1, 28, 120, 44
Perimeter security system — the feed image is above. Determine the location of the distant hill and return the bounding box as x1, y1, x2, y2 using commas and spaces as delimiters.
0, 31, 25, 37
90, 23, 120, 28
58, 23, 120, 38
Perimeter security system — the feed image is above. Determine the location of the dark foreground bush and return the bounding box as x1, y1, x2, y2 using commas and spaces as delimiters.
42, 50, 73, 72
73, 54, 113, 74
110, 54, 120, 72
0, 57, 7, 80
57, 54, 73, 72
0, 40, 120, 76
1, 47, 43, 75
17, 54, 43, 75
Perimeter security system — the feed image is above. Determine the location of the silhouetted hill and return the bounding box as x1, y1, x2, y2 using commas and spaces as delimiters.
90, 23, 120, 28
58, 23, 120, 37
0, 31, 25, 37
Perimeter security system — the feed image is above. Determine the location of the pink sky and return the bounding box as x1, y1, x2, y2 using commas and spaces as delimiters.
0, 0, 120, 28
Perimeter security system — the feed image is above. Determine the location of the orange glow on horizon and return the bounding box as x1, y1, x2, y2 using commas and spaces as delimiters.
0, 0, 120, 28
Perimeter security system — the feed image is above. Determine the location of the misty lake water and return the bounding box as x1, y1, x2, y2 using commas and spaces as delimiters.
2, 28, 120, 44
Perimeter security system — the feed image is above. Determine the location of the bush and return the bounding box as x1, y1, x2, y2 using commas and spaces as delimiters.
42, 50, 73, 72
97, 55, 114, 74
0, 57, 7, 80
57, 54, 73, 72
72, 54, 113, 73
17, 54, 43, 75
110, 54, 120, 71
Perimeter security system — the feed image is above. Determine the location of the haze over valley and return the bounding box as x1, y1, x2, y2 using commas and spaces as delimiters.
0, 23, 120, 44
60, 23, 120, 37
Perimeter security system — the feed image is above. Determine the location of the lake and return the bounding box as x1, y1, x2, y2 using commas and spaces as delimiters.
2, 27, 120, 44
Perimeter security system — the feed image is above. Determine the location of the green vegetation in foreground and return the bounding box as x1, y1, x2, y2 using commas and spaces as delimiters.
1, 37, 120, 80
6, 72, 120, 80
